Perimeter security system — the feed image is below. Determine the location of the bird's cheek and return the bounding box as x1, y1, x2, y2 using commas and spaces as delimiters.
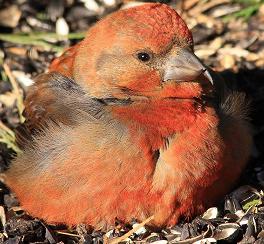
119, 70, 162, 92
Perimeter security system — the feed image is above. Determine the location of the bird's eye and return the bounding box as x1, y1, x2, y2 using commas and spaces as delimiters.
137, 52, 151, 62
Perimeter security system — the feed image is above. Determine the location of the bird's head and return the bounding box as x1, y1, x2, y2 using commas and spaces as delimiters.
73, 3, 213, 101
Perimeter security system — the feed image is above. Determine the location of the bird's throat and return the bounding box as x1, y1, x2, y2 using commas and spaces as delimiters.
109, 98, 204, 149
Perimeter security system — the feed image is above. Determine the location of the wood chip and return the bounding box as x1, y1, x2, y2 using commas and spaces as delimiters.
189, 0, 231, 16
219, 54, 236, 69
0, 5, 21, 28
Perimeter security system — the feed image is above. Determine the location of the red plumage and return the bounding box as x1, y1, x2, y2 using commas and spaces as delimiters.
6, 3, 252, 229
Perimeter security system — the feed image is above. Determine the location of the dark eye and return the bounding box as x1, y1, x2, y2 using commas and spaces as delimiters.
137, 52, 151, 62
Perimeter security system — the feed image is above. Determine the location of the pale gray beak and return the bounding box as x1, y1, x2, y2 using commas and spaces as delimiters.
163, 48, 213, 85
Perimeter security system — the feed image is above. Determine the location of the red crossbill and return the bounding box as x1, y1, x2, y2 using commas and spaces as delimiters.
5, 3, 252, 229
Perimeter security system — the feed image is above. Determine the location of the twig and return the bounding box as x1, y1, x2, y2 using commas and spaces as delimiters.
0, 121, 21, 153
2, 63, 25, 123
0, 206, 8, 239
182, 0, 200, 11
108, 215, 154, 244
189, 0, 231, 16
56, 231, 82, 238
0, 121, 15, 138
0, 206, 6, 227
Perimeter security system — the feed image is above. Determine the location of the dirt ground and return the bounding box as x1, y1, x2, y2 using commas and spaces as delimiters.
1, 0, 264, 243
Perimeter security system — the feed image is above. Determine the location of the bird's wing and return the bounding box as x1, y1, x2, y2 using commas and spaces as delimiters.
16, 72, 104, 147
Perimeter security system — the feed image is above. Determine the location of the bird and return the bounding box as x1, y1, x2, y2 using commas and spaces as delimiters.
5, 3, 252, 230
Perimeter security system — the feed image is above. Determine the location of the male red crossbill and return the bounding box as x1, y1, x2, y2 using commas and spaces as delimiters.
5, 3, 252, 229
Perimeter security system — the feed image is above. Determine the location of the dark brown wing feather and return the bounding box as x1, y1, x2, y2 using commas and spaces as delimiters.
16, 72, 104, 148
